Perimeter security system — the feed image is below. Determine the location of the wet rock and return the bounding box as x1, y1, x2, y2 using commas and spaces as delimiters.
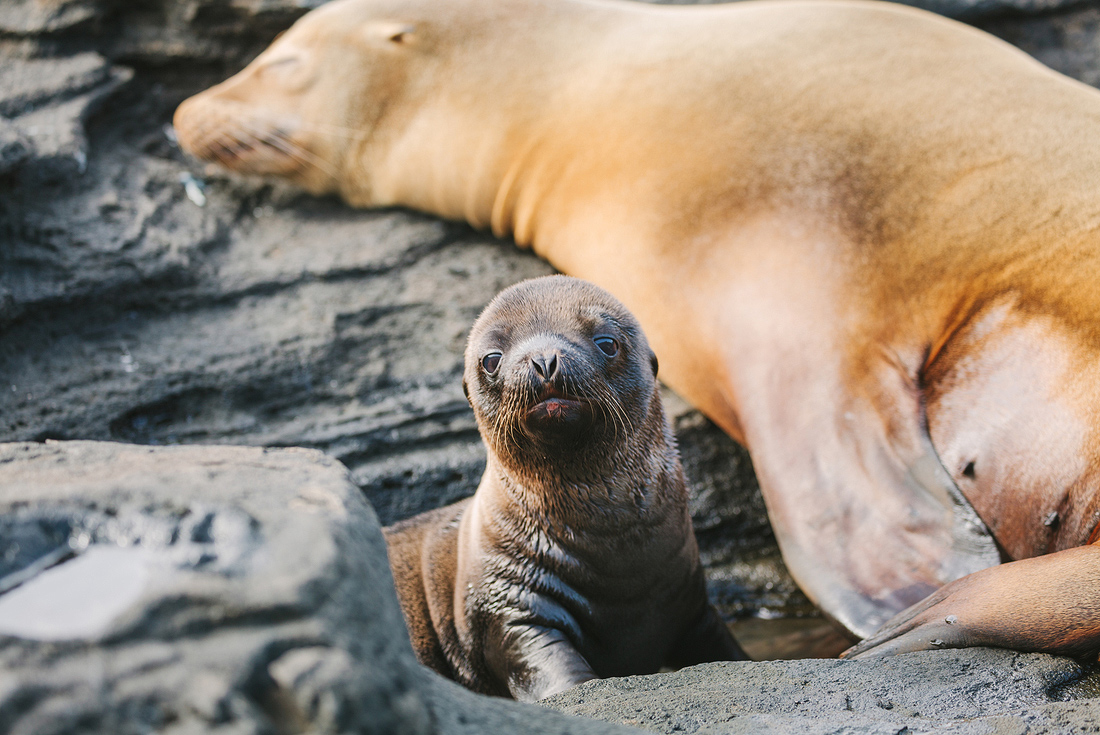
0, 440, 641, 735
543, 648, 1100, 734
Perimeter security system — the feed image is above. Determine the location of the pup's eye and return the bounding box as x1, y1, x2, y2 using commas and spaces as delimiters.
482, 352, 502, 374
594, 337, 619, 357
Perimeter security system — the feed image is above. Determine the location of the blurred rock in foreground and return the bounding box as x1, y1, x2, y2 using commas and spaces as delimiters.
0, 440, 640, 735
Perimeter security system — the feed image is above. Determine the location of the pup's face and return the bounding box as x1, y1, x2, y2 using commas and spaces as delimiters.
464, 276, 659, 473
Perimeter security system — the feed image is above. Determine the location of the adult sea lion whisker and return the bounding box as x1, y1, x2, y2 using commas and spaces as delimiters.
238, 120, 340, 178
221, 101, 374, 140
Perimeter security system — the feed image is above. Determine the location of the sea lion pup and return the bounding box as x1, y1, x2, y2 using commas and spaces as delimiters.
176, 0, 1100, 657
383, 276, 745, 701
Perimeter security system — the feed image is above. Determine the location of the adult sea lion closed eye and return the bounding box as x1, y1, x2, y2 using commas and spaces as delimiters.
382, 275, 745, 701
176, 0, 1100, 657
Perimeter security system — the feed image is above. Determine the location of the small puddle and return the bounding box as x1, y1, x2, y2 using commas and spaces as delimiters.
0, 545, 152, 641
731, 615, 853, 660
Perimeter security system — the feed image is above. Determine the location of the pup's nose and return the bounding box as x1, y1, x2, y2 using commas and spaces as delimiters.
531, 352, 559, 381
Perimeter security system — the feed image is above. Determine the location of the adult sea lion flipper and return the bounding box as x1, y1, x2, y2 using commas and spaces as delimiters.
726, 325, 1001, 640
843, 543, 1100, 659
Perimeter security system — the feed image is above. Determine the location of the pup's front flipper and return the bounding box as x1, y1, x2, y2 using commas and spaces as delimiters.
492, 624, 597, 702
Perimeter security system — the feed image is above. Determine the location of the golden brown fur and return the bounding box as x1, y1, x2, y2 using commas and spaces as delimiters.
176, 0, 1100, 657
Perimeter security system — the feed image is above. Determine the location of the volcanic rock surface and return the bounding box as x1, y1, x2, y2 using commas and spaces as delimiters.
544, 649, 1100, 734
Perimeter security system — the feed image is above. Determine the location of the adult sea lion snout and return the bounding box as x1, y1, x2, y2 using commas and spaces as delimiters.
173, 0, 432, 201
173, 98, 306, 178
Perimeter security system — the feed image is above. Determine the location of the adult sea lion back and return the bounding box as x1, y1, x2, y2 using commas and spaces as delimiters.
175, 0, 1100, 655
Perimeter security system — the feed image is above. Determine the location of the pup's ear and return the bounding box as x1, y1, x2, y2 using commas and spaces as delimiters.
650, 351, 659, 377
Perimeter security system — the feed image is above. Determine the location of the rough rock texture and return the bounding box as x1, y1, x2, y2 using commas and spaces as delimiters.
0, 440, 641, 735
982, 7, 1100, 88
543, 649, 1100, 734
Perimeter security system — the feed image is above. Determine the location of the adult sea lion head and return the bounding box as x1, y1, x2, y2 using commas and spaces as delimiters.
173, 0, 449, 202
464, 275, 663, 484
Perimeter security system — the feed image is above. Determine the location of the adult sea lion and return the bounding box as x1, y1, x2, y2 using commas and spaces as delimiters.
174, 0, 1100, 657
382, 276, 745, 700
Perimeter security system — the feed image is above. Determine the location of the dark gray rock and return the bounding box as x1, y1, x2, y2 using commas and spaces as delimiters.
0, 0, 98, 35
543, 648, 1100, 734
0, 125, 31, 176
0, 1, 321, 70
877, 0, 1086, 21
979, 7, 1100, 89
0, 440, 641, 735
0, 51, 131, 186
0, 53, 115, 117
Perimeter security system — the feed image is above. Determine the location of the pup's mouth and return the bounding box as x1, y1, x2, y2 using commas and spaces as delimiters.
524, 386, 589, 427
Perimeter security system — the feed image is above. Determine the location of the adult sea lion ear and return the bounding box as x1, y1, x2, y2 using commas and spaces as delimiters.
370, 21, 417, 44
650, 351, 659, 377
